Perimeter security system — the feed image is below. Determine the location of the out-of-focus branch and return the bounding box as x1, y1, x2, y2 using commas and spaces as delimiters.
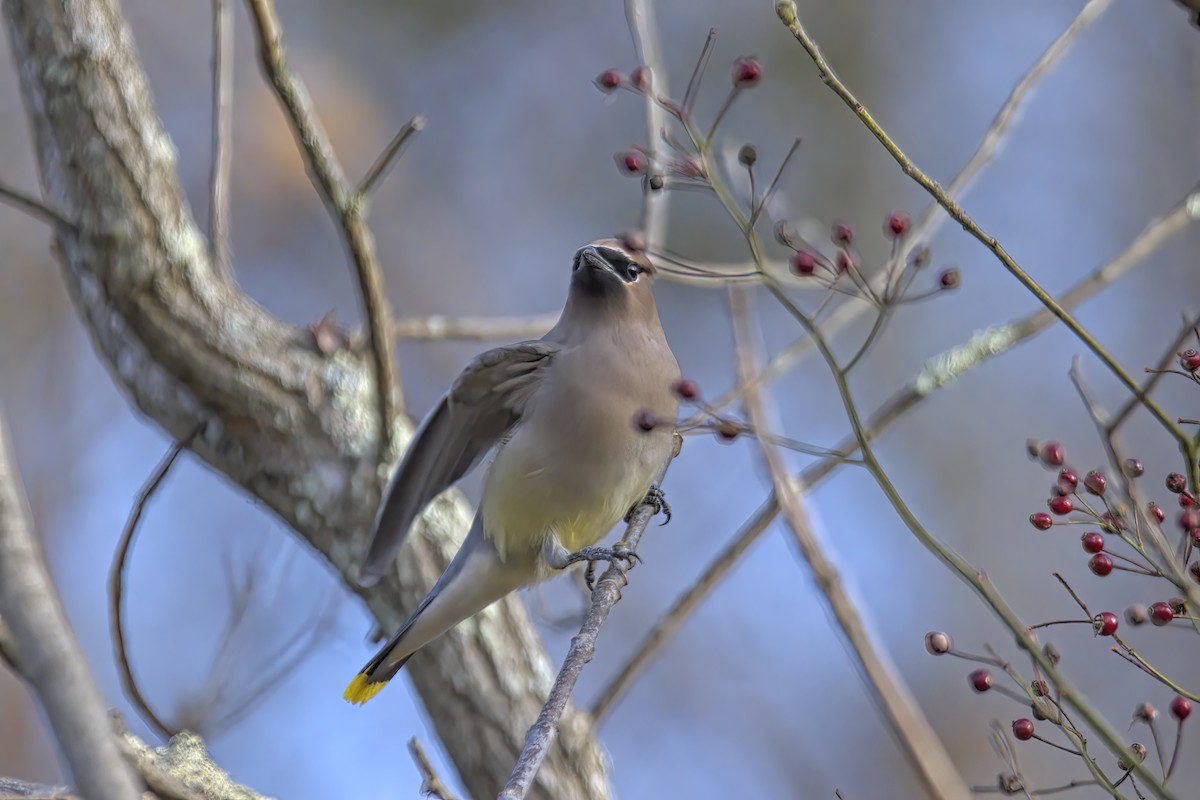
499, 452, 677, 800
244, 0, 405, 434
109, 425, 204, 740
408, 738, 458, 800
357, 117, 425, 198
0, 179, 72, 229
208, 0, 234, 278
2, 1, 610, 796
592, 186, 1196, 720
0, 411, 143, 798
776, 0, 1190, 456
625, 0, 668, 247
728, 287, 971, 800
394, 313, 559, 341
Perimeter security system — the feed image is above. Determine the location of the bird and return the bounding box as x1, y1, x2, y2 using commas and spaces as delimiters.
344, 237, 681, 705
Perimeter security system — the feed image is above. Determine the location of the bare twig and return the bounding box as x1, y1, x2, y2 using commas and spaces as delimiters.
108, 424, 204, 740
775, 0, 1189, 454
244, 0, 404, 438
0, 179, 72, 229
394, 313, 559, 341
624, 0, 668, 247
357, 116, 426, 197
0, 411, 143, 799
593, 190, 1192, 717
728, 286, 970, 799
208, 0, 234, 278
1108, 311, 1200, 433
499, 452, 677, 800
409, 738, 459, 800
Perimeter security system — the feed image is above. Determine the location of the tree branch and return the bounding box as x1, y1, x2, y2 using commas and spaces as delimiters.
1, 1, 610, 796
0, 411, 142, 798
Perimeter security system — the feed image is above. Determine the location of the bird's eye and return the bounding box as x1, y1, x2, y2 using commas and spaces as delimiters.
624, 264, 643, 282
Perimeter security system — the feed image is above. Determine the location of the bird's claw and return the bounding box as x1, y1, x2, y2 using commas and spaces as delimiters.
566, 545, 641, 591
625, 484, 672, 526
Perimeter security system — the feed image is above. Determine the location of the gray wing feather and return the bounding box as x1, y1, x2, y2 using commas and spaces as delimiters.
356, 341, 557, 585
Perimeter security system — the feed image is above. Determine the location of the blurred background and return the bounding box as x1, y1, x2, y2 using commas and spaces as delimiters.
2, 0, 1199, 797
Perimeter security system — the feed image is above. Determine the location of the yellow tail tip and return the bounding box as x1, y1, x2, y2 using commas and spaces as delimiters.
343, 673, 387, 706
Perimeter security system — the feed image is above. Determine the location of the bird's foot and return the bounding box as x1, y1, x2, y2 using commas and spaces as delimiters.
625, 484, 671, 526
565, 545, 641, 591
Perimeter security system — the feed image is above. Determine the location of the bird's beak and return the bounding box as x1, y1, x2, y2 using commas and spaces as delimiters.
577, 246, 619, 278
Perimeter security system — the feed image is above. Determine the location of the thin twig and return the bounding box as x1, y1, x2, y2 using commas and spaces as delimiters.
408, 738, 459, 800
728, 286, 970, 799
625, 0, 668, 248
0, 411, 143, 799
592, 190, 1190, 718
776, 1, 1189, 454
499, 452, 677, 800
394, 313, 559, 341
0, 180, 72, 229
1107, 311, 1200, 433
357, 117, 426, 198
108, 424, 204, 740
244, 0, 404, 442
208, 0, 234, 278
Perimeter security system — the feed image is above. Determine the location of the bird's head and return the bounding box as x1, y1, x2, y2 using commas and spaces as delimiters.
564, 237, 661, 322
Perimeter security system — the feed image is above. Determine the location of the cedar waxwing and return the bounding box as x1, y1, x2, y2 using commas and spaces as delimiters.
344, 238, 680, 704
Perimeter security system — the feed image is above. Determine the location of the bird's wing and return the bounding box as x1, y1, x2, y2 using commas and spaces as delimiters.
357, 340, 559, 585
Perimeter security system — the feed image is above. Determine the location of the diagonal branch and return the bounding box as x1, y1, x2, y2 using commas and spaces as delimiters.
0, 410, 143, 799
728, 286, 971, 800
244, 0, 404, 440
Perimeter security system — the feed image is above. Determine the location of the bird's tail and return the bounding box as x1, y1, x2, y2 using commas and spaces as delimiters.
343, 520, 530, 705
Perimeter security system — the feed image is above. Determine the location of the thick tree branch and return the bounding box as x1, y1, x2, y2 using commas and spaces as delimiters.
1, 1, 609, 797
0, 411, 142, 798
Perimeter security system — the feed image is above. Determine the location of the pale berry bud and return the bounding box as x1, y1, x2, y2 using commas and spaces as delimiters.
630, 66, 651, 92
924, 631, 952, 655
831, 221, 854, 246
1126, 604, 1148, 626
737, 144, 757, 167
634, 410, 658, 432
791, 250, 817, 276
616, 150, 648, 175
715, 420, 739, 443
1118, 743, 1147, 771
1134, 703, 1158, 723
1039, 441, 1065, 468
1042, 643, 1061, 665
673, 379, 699, 401
938, 268, 960, 290
1124, 458, 1144, 478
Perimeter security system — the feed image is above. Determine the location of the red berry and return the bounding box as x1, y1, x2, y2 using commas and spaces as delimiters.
630, 66, 651, 92
1089, 553, 1114, 576
937, 268, 960, 290
1030, 512, 1054, 531
1124, 458, 1144, 478
673, 379, 699, 401
1171, 695, 1192, 721
1182, 493, 1197, 508
1167, 473, 1187, 493
1048, 496, 1073, 515
791, 250, 817, 276
831, 221, 854, 246
731, 57, 762, 88
595, 69, 624, 92
615, 150, 648, 175
1084, 470, 1107, 496
1149, 601, 1175, 626
1081, 532, 1105, 554
924, 631, 952, 655
1058, 469, 1078, 491
1179, 508, 1200, 531
1148, 502, 1166, 523
1040, 441, 1065, 468
634, 410, 658, 432
1180, 349, 1200, 372
835, 251, 853, 273
1093, 611, 1119, 636
1012, 718, 1035, 741
969, 669, 992, 693
884, 211, 910, 238
1101, 511, 1128, 531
